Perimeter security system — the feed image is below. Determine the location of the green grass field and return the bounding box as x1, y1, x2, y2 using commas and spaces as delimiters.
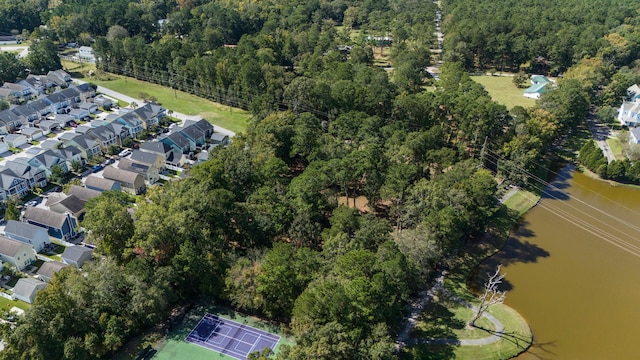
471, 75, 537, 110
152, 304, 294, 360
60, 60, 252, 134
607, 138, 625, 160
88, 76, 252, 134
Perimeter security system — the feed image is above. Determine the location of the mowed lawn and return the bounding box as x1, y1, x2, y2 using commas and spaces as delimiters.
89, 75, 251, 134
471, 75, 537, 110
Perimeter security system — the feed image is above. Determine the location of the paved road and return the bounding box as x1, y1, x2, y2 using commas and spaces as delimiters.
585, 110, 616, 163
0, 46, 28, 58
73, 79, 236, 137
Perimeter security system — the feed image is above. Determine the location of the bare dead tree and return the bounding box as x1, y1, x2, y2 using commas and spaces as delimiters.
470, 264, 507, 327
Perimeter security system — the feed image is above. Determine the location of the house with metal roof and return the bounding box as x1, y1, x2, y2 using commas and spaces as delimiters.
0, 236, 37, 270
84, 175, 121, 192
61, 246, 93, 267
13, 278, 47, 303
4, 220, 50, 252
23, 207, 78, 241
102, 166, 145, 194
36, 261, 68, 282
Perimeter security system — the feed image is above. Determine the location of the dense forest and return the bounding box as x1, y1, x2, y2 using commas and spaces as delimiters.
0, 0, 639, 358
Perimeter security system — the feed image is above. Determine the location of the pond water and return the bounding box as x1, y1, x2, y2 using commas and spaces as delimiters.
481, 166, 640, 359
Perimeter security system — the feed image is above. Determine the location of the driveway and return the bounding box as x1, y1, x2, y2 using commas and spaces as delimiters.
585, 110, 616, 163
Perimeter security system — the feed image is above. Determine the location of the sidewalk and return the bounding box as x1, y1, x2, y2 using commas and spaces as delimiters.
73, 79, 236, 137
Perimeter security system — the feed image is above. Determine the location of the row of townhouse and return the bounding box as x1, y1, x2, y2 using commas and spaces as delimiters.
0, 71, 97, 134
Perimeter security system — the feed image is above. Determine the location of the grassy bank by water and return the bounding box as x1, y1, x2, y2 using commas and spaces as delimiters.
403, 188, 538, 360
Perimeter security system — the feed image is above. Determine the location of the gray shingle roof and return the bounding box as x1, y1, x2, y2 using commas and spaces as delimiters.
67, 185, 101, 202
61, 246, 93, 264
103, 166, 142, 184
13, 278, 47, 298
24, 207, 68, 228
0, 235, 28, 257
36, 261, 68, 279
140, 141, 171, 155
130, 149, 160, 165
5, 220, 47, 240
84, 175, 117, 191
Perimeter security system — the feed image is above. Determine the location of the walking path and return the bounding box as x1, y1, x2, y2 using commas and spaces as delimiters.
73, 79, 236, 137
585, 108, 615, 163
396, 273, 505, 349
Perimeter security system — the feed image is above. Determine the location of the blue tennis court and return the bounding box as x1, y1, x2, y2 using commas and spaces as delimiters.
185, 313, 280, 360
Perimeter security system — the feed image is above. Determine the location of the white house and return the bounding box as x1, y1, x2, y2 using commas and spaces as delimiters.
78, 46, 95, 62
630, 127, 640, 144
617, 101, 640, 127
4, 220, 51, 252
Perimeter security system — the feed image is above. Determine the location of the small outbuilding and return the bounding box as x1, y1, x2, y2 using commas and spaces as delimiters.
13, 278, 47, 304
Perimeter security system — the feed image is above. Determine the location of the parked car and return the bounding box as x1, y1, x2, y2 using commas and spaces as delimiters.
69, 121, 78, 128
118, 149, 132, 157
92, 164, 103, 173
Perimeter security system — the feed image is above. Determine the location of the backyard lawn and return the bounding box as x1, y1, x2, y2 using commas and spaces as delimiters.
471, 75, 537, 110
607, 138, 625, 160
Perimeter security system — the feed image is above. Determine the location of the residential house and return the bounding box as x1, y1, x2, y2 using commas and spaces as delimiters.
61, 246, 93, 267
210, 133, 230, 147
87, 126, 120, 151
59, 132, 79, 142
29, 98, 54, 118
178, 124, 206, 147
630, 127, 640, 144
0, 142, 9, 155
11, 104, 39, 124
46, 194, 86, 219
93, 95, 113, 109
46, 70, 72, 87
18, 76, 45, 95
627, 84, 640, 103
104, 122, 129, 142
0, 35, 18, 45
78, 46, 95, 62
2, 82, 32, 101
141, 141, 185, 168
0, 168, 29, 199
79, 102, 98, 114
118, 157, 159, 185
40, 139, 62, 150
67, 185, 101, 203
65, 134, 101, 159
0, 109, 23, 133
102, 166, 145, 194
23, 207, 78, 241
36, 120, 59, 135
523, 75, 552, 99
69, 108, 89, 121
4, 134, 27, 148
36, 261, 68, 282
115, 112, 143, 138
21, 127, 44, 141
184, 118, 214, 138
52, 114, 74, 128
45, 92, 69, 113
131, 149, 165, 171
60, 87, 81, 105
618, 101, 640, 127
13, 278, 47, 304
4, 158, 47, 189
160, 132, 192, 153
57, 145, 84, 169
134, 102, 166, 129
4, 220, 50, 252
84, 175, 121, 192
0, 236, 37, 270
75, 83, 96, 102
33, 149, 69, 178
